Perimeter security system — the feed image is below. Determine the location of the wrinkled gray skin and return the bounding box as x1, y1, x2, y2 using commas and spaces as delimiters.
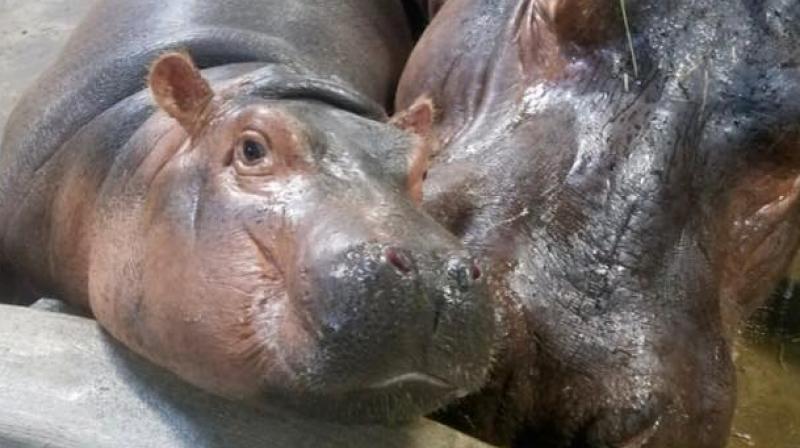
0, 0, 496, 423
398, 0, 800, 446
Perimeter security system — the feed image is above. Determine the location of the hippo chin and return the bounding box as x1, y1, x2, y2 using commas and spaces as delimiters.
0, 0, 496, 423
398, 0, 800, 446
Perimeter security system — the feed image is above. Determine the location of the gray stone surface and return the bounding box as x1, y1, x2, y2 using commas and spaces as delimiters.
0, 305, 490, 448
29, 297, 84, 316
0, 0, 94, 142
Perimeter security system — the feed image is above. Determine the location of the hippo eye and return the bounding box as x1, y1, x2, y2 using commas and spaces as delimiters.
242, 140, 267, 163
422, 170, 429, 181
234, 131, 274, 174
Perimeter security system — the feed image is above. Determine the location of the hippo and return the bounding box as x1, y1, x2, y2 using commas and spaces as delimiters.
0, 0, 496, 423
396, 0, 800, 446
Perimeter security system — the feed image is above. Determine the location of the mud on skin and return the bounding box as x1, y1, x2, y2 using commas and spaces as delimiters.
0, 0, 497, 423
397, 0, 800, 446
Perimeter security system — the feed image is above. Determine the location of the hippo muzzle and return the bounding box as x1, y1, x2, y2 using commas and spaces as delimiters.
304, 241, 484, 385
269, 236, 491, 420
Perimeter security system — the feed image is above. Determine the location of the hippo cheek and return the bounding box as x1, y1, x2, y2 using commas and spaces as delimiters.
146, 217, 350, 401
88, 194, 296, 400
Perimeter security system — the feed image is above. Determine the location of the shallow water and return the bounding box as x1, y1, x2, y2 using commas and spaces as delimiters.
732, 282, 800, 448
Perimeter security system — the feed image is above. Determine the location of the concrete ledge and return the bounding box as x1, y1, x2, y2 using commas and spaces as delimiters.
0, 305, 489, 448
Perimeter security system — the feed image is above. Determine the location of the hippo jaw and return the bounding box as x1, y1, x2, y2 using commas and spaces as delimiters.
87, 53, 497, 423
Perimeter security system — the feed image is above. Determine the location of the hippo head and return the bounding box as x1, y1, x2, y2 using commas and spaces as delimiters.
86, 53, 495, 422
399, 0, 800, 445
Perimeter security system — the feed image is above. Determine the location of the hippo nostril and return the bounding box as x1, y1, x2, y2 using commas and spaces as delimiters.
471, 263, 482, 280
385, 247, 413, 274
448, 259, 474, 292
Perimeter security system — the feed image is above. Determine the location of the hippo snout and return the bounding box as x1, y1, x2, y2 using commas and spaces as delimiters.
281, 240, 494, 420
383, 245, 482, 328
309, 242, 490, 373
385, 246, 481, 282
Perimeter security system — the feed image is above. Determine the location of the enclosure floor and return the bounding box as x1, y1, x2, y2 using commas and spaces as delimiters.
0, 0, 92, 145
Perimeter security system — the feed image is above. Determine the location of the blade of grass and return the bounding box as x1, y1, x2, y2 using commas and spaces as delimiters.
620, 0, 639, 78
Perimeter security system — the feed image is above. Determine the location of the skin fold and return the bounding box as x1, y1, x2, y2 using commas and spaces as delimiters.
0, 0, 498, 423
397, 0, 800, 446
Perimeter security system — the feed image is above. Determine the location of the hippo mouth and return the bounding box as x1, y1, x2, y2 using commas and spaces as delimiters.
367, 372, 454, 390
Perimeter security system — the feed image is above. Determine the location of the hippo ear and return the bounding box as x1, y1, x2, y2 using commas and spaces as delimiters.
391, 96, 434, 137
391, 97, 436, 204
148, 52, 214, 131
